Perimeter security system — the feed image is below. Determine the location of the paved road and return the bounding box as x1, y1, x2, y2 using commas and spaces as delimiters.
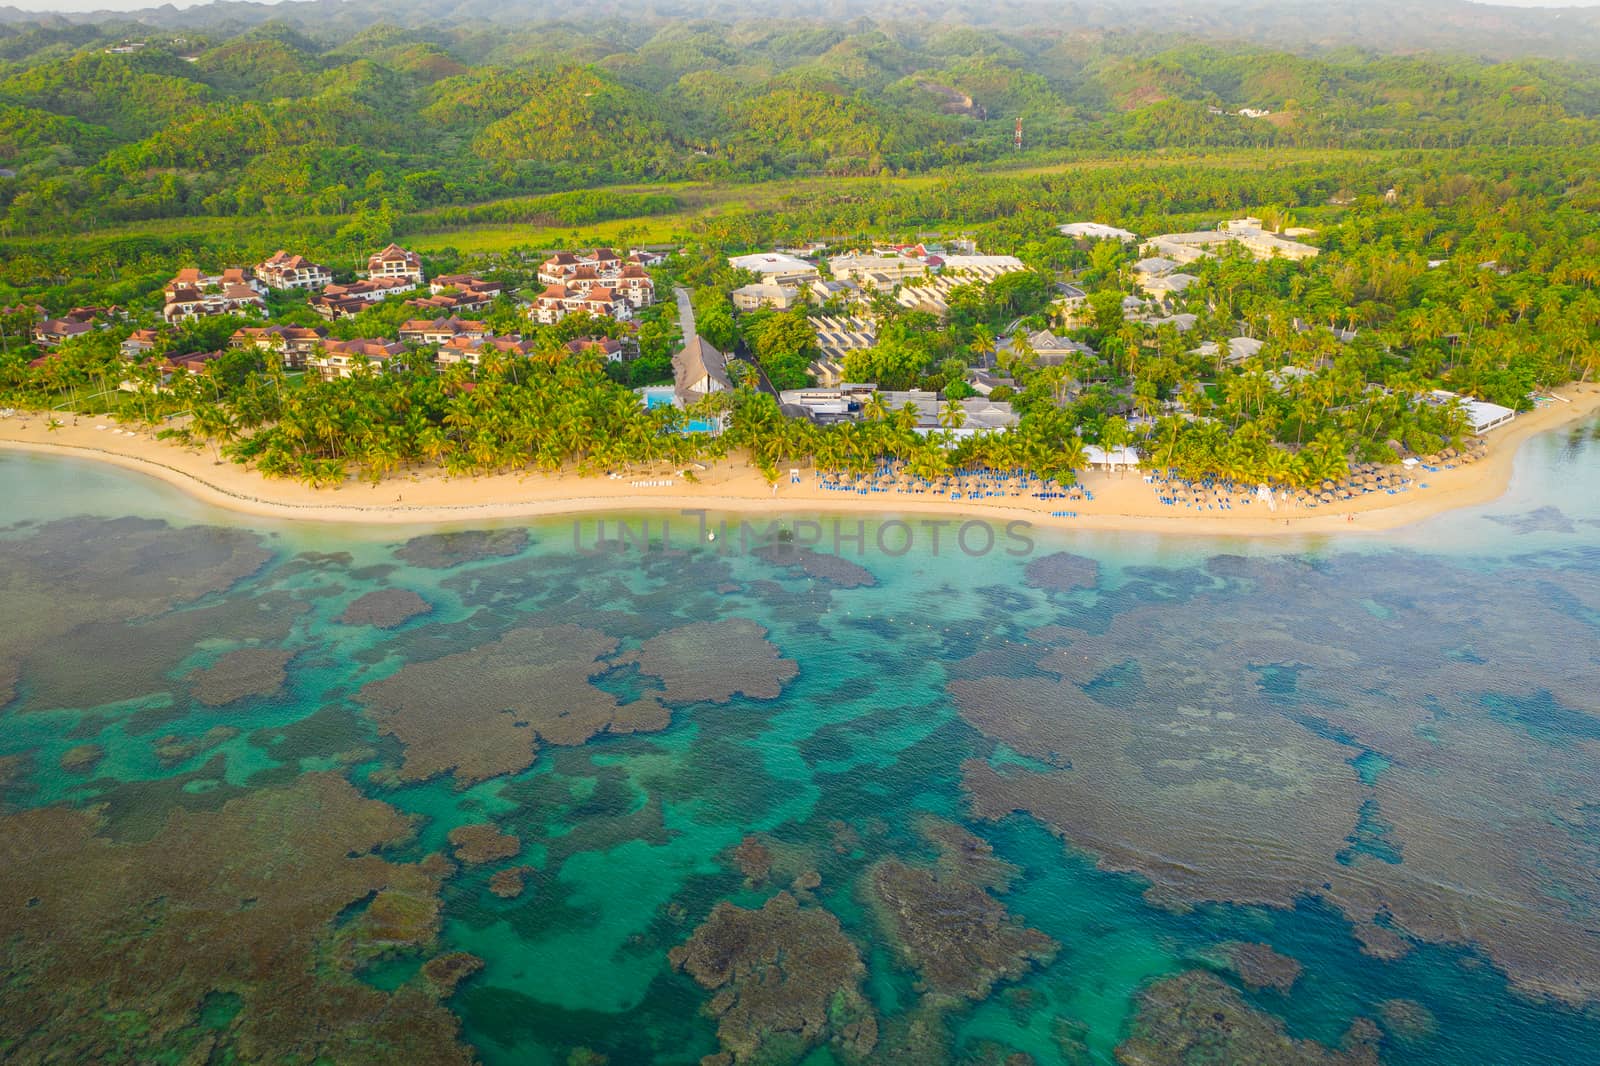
674, 284, 781, 397
673, 286, 696, 342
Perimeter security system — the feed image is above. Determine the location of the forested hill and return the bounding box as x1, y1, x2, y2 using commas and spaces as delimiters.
9, 1, 1600, 62
7, 8, 1600, 236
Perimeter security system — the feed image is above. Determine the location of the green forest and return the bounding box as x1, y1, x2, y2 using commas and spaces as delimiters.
8, 12, 1600, 239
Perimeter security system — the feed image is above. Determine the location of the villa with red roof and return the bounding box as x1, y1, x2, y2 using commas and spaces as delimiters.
399, 317, 488, 345
311, 277, 418, 319
256, 251, 333, 291
307, 338, 406, 381
229, 325, 327, 368
367, 244, 424, 285
161, 268, 268, 323
535, 248, 655, 314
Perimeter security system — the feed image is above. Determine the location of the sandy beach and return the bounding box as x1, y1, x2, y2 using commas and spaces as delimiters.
3, 384, 1598, 534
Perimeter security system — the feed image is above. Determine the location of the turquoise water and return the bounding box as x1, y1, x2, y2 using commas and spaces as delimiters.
639, 386, 717, 432
3, 417, 1600, 1064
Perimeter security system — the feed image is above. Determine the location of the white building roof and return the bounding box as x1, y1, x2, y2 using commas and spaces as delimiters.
1431, 390, 1517, 434
1059, 222, 1137, 242
728, 252, 818, 276
1462, 399, 1516, 433
1192, 337, 1266, 363
1133, 256, 1180, 276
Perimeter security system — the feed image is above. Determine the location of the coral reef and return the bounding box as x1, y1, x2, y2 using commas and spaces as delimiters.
1377, 998, 1438, 1043
1219, 941, 1303, 992
449, 823, 521, 864
754, 544, 876, 588
58, 744, 104, 774
867, 818, 1057, 1003
489, 866, 535, 899
1114, 971, 1381, 1066
339, 588, 433, 628
620, 619, 798, 704
1, 516, 273, 706
357, 625, 668, 786
954, 548, 1600, 1005
730, 836, 773, 885
395, 528, 528, 569
187, 648, 294, 707
1023, 552, 1100, 593
670, 892, 878, 1064
153, 726, 239, 767
421, 952, 483, 996
0, 773, 472, 1063
16, 590, 307, 713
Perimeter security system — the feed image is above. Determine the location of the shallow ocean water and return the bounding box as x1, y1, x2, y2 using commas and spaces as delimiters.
3, 417, 1600, 1065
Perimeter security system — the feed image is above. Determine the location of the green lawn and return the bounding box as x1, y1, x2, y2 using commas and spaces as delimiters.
32, 146, 1401, 260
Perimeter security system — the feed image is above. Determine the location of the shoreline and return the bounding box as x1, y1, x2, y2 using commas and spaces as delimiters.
3, 384, 1598, 534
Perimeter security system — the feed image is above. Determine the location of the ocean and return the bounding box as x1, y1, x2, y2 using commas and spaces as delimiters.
3, 416, 1599, 1065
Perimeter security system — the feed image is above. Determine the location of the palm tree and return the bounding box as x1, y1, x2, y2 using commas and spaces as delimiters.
939, 399, 967, 431
968, 324, 996, 367
1100, 417, 1132, 476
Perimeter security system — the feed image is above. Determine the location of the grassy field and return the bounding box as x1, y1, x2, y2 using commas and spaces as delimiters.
394, 147, 1392, 254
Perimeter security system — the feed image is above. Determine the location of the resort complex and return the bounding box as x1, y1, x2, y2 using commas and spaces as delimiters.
10, 8, 1600, 1066
8, 200, 1585, 534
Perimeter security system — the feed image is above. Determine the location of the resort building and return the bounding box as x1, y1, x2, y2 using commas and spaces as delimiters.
1143, 218, 1319, 264
1138, 271, 1200, 297
367, 244, 424, 285
938, 255, 1027, 280
778, 383, 880, 422
536, 250, 655, 311
434, 335, 537, 371
674, 336, 732, 407
537, 249, 656, 320
828, 252, 928, 289
405, 290, 496, 316
311, 277, 418, 320
307, 339, 405, 381
1429, 390, 1517, 434
256, 251, 333, 291
228, 325, 327, 369
161, 268, 268, 323
810, 314, 877, 386
1083, 445, 1142, 471
1191, 337, 1266, 364
119, 349, 225, 391
32, 318, 93, 346
399, 317, 488, 345
530, 284, 633, 325
727, 252, 821, 286
154, 350, 225, 388
732, 278, 806, 312
873, 390, 1021, 438
120, 328, 162, 361
809, 278, 862, 306
1059, 222, 1138, 242
429, 274, 503, 300
1131, 310, 1199, 332
1004, 329, 1097, 367
567, 336, 625, 363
